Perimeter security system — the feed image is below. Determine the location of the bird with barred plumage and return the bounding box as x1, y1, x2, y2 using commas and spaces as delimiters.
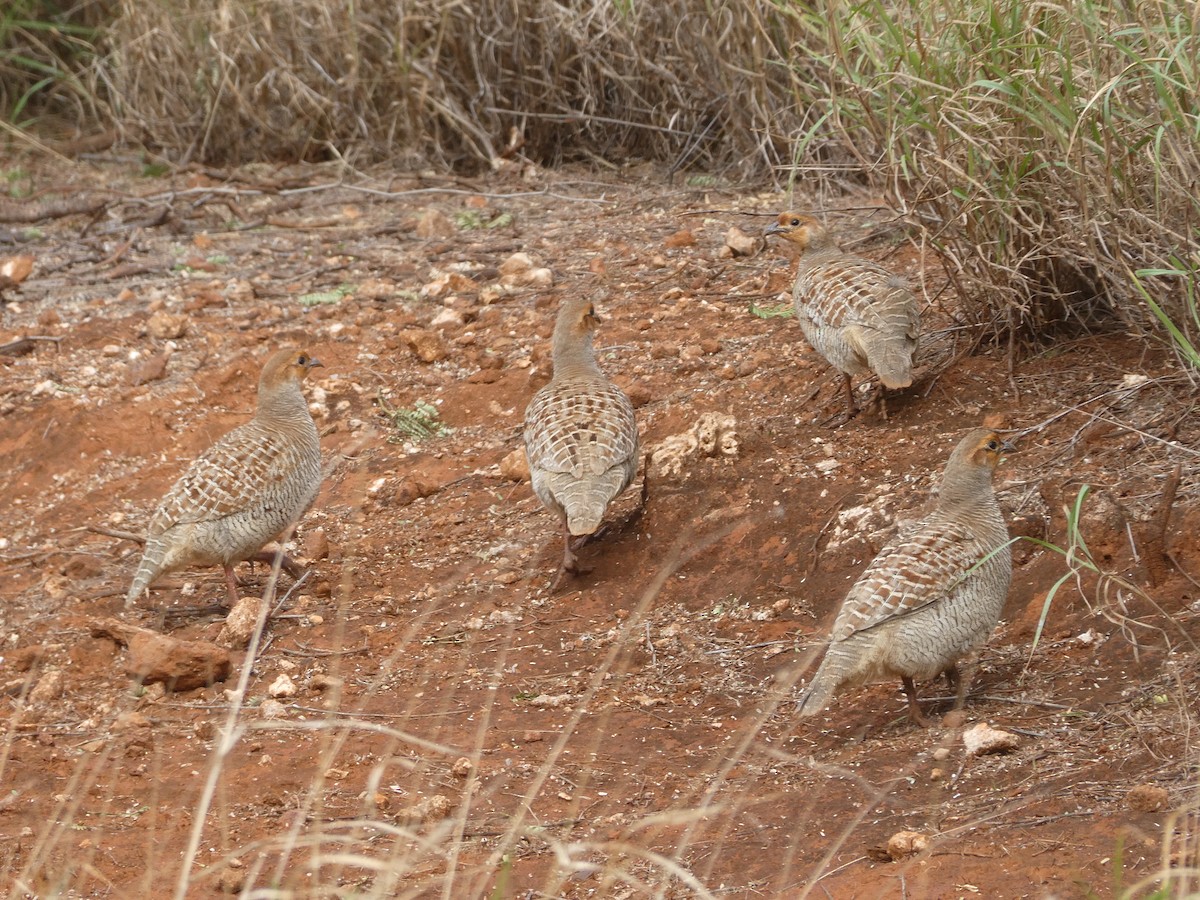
766, 212, 920, 424
796, 428, 1013, 726
523, 296, 640, 588
124, 348, 324, 608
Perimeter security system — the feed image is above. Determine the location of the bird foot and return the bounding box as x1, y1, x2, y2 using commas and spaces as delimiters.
820, 407, 859, 428
550, 558, 592, 591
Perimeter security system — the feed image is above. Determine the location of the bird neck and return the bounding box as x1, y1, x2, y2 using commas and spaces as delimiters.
256, 382, 311, 428
552, 329, 601, 379
937, 465, 996, 514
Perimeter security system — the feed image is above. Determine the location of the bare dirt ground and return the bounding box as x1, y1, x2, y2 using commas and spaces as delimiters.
1, 159, 1199, 899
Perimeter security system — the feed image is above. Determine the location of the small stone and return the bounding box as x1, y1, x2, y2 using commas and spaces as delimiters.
451, 757, 473, 778
398, 794, 453, 824
128, 350, 172, 386
113, 711, 151, 732
303, 528, 329, 561
216, 867, 245, 894
962, 722, 1019, 756
624, 382, 652, 408
268, 674, 298, 699
217, 597, 262, 649
415, 208, 455, 239
430, 307, 465, 329
495, 571, 520, 585
311, 674, 343, 693
399, 329, 447, 363
724, 226, 760, 257
90, 619, 231, 692
932, 747, 951, 761
886, 830, 928, 860
146, 311, 188, 340
395, 477, 440, 505
1127, 784, 1170, 813
498, 252, 535, 277
499, 447, 530, 482
664, 229, 696, 248
259, 699, 287, 719
28, 668, 63, 705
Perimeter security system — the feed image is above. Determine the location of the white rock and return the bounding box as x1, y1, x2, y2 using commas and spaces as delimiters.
962, 722, 1019, 756
268, 674, 298, 699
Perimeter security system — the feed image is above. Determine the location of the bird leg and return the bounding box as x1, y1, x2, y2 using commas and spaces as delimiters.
948, 658, 977, 711
550, 522, 591, 590
901, 675, 934, 727
249, 548, 305, 580
222, 565, 242, 607
821, 373, 859, 427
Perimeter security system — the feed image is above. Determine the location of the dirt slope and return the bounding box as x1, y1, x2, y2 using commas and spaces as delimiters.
1, 160, 1198, 898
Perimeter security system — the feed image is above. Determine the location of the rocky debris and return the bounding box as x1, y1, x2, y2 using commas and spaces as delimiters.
145, 311, 187, 340
268, 673, 298, 698
721, 225, 760, 258
217, 597, 263, 649
886, 830, 928, 860
499, 447, 530, 482
399, 329, 448, 363
1127, 783, 1170, 813
398, 794, 454, 824
91, 618, 231, 691
498, 252, 553, 288
962, 722, 1020, 756
415, 208, 455, 239
649, 412, 739, 477
27, 667, 63, 705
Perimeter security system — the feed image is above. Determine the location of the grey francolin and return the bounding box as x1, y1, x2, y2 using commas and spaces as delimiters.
765, 212, 919, 423
796, 429, 1012, 726
524, 295, 639, 587
125, 348, 324, 608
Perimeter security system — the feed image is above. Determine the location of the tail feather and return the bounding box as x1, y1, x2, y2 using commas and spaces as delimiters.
795, 644, 854, 717
869, 342, 915, 390
124, 539, 166, 607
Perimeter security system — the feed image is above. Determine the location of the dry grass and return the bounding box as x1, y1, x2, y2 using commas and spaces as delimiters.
96, 0, 805, 177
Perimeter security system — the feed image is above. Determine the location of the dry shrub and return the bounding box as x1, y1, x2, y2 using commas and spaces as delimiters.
99, 0, 808, 176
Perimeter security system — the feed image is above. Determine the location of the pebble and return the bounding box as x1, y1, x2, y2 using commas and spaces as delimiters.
962, 722, 1020, 756
268, 673, 298, 699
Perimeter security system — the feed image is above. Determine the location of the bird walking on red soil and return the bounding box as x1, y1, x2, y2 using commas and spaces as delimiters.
796, 428, 1012, 726
524, 295, 640, 588
124, 348, 324, 608
765, 212, 919, 424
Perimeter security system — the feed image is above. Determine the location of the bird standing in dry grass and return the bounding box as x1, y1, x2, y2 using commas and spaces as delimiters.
796, 429, 1012, 726
125, 348, 324, 608
524, 296, 639, 588
766, 212, 919, 424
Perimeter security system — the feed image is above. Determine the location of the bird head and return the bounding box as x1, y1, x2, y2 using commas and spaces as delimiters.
556, 295, 603, 338
955, 428, 1014, 473
764, 212, 830, 252
260, 348, 324, 392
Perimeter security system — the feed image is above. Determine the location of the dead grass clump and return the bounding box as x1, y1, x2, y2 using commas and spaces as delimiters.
99, 0, 810, 176
776, 0, 1200, 350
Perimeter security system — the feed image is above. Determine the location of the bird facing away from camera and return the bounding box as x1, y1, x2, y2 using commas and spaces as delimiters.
124, 348, 324, 608
765, 212, 919, 423
524, 296, 640, 588
796, 428, 1012, 726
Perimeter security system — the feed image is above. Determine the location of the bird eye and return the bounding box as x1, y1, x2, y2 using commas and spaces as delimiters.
790, 218, 800, 227
297, 355, 308, 365
986, 438, 1000, 451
